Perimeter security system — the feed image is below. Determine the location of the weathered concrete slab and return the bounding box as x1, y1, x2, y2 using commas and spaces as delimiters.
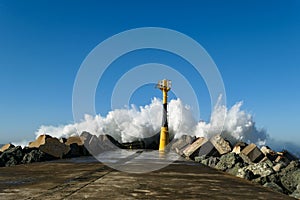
273, 162, 285, 172
39, 137, 70, 158
28, 135, 70, 158
65, 136, 84, 146
210, 134, 231, 155
0, 156, 294, 200
171, 135, 195, 155
80, 132, 122, 155
275, 150, 298, 165
241, 143, 264, 163
80, 132, 100, 153
261, 146, 274, 155
98, 134, 122, 149
0, 143, 15, 152
232, 142, 247, 154
183, 137, 207, 158
261, 146, 277, 161
197, 141, 220, 157
29, 134, 52, 148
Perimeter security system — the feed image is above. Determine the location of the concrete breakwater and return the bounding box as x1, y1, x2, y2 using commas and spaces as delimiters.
172, 134, 300, 199
0, 156, 295, 200
0, 132, 300, 199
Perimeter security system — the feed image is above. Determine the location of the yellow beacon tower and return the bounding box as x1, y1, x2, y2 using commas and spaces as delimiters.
156, 79, 171, 151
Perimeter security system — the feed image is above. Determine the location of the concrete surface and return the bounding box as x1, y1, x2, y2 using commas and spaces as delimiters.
0, 153, 295, 200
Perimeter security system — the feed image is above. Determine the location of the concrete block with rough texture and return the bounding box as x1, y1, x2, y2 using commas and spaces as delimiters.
210, 134, 231, 155
171, 135, 195, 155
232, 142, 247, 154
183, 137, 207, 158
0, 143, 15, 152
241, 143, 264, 163
198, 141, 220, 157
39, 138, 70, 158
65, 136, 84, 146
29, 134, 52, 148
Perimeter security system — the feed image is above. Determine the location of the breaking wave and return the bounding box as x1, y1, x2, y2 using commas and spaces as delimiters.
35, 97, 268, 146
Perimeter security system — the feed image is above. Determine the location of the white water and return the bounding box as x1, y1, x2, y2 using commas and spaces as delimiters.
34, 97, 268, 146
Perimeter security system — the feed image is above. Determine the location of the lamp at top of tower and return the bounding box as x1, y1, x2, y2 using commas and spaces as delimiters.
156, 79, 171, 91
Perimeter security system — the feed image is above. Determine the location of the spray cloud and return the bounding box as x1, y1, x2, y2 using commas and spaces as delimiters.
35, 97, 268, 146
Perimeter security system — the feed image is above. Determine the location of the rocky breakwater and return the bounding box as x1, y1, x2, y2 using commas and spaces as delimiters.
0, 131, 142, 169
171, 134, 300, 199
0, 133, 96, 167
0, 132, 125, 167
1, 132, 299, 198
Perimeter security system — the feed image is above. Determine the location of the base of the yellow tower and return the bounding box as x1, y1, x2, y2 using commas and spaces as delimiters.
159, 126, 169, 151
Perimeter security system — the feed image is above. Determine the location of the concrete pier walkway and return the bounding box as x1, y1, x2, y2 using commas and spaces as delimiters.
0, 155, 294, 199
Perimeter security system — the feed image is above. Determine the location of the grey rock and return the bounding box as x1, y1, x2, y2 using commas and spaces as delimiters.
267, 174, 280, 184
194, 155, 206, 163
280, 160, 299, 175
237, 169, 256, 180
291, 185, 300, 199
264, 182, 284, 193
194, 156, 220, 168
5, 156, 18, 166
281, 169, 300, 193
273, 162, 286, 172
206, 157, 220, 168
250, 162, 275, 177
290, 192, 300, 199
253, 176, 268, 185
0, 158, 4, 167
21, 148, 55, 164
228, 162, 244, 176
215, 153, 242, 171
262, 158, 274, 168
237, 162, 274, 179
0, 146, 24, 166
201, 158, 209, 166
22, 151, 37, 164
239, 153, 253, 165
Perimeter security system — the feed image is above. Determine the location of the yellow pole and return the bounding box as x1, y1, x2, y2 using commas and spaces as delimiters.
159, 80, 169, 151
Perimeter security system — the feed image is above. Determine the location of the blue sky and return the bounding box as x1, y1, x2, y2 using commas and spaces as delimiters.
0, 0, 299, 144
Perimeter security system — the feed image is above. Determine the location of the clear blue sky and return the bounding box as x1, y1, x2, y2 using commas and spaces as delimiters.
0, 0, 299, 144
